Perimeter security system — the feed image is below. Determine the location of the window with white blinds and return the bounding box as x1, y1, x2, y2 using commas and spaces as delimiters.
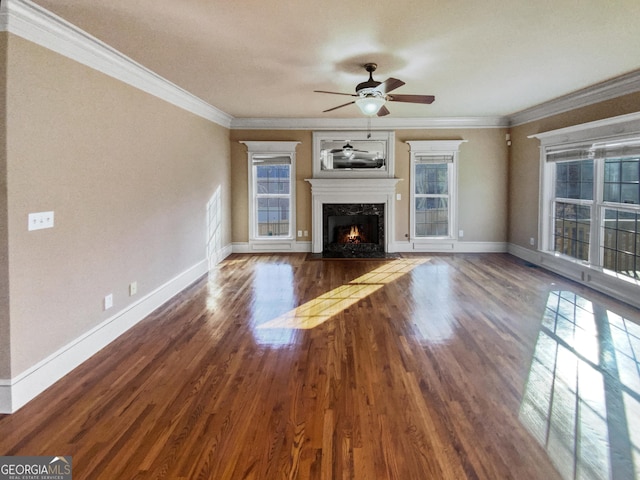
254, 156, 292, 238
407, 140, 465, 241
241, 141, 299, 244
543, 135, 640, 281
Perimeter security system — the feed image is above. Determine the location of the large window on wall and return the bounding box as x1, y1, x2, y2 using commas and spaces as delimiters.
407, 140, 466, 241
541, 134, 640, 282
240, 141, 300, 245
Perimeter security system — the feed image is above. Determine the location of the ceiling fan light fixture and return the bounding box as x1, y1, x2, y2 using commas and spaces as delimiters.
355, 94, 386, 116
342, 142, 354, 157
314, 63, 433, 116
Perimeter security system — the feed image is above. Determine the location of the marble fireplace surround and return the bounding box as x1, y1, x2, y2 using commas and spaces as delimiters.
306, 178, 401, 254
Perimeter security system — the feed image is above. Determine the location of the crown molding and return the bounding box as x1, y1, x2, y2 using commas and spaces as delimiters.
509, 69, 640, 127
230, 116, 509, 130
0, 0, 233, 128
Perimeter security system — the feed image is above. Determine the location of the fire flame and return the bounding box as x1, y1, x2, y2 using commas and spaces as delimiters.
347, 225, 361, 243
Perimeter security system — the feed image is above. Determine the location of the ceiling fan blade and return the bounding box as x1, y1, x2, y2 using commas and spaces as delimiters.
377, 105, 390, 117
314, 90, 358, 97
379, 77, 405, 94
323, 101, 356, 113
387, 94, 435, 104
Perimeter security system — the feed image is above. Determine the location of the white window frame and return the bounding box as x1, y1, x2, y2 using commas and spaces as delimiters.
546, 152, 597, 263
240, 141, 300, 250
407, 140, 466, 243
534, 113, 640, 285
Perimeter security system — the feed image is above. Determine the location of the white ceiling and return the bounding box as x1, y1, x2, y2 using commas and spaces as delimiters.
29, 0, 640, 120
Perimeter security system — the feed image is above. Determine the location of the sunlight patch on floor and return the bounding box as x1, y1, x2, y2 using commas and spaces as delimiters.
257, 258, 427, 330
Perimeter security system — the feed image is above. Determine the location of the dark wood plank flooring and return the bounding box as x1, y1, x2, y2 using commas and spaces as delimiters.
1, 253, 639, 479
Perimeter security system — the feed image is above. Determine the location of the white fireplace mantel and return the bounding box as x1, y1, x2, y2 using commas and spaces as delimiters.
305, 178, 402, 254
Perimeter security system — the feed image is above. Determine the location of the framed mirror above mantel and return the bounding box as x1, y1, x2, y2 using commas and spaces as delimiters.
312, 131, 395, 178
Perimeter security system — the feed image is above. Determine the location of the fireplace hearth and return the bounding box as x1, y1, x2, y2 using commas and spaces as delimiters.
323, 204, 384, 258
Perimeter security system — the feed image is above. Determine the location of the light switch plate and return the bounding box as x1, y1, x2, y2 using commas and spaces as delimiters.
28, 211, 55, 231
104, 293, 113, 310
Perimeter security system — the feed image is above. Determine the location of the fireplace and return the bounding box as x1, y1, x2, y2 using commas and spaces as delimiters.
306, 178, 400, 257
323, 204, 384, 257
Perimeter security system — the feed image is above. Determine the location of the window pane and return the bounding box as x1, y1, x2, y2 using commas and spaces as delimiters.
604, 184, 621, 203
601, 208, 640, 280
415, 197, 448, 237
621, 184, 639, 205
555, 160, 593, 200
256, 165, 290, 195
556, 181, 568, 198
415, 164, 448, 195
553, 202, 590, 261
621, 160, 639, 182
604, 160, 620, 182
257, 197, 290, 237
604, 158, 639, 205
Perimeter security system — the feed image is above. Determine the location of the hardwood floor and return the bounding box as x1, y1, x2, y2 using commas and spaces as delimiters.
1, 253, 639, 479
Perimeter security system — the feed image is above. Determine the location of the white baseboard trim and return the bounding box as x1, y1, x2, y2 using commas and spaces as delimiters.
391, 241, 508, 253
0, 259, 209, 414
507, 243, 640, 310
232, 241, 312, 254
208, 244, 233, 269
231, 241, 506, 255
507, 243, 539, 264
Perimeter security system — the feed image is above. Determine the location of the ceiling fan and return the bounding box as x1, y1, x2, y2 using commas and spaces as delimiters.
314, 63, 435, 116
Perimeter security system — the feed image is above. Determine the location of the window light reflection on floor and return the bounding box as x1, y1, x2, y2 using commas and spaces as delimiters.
519, 290, 640, 480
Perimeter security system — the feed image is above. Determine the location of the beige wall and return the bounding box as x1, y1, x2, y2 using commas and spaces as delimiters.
509, 92, 640, 250
5, 34, 231, 376
0, 32, 9, 379
230, 128, 509, 245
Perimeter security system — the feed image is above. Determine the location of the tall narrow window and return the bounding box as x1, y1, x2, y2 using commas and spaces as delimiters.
415, 158, 451, 237
254, 159, 291, 238
241, 141, 300, 249
407, 140, 466, 242
602, 156, 640, 279
552, 157, 594, 261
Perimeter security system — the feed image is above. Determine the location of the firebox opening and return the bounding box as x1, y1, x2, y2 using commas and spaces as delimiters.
329, 215, 379, 245
322, 203, 385, 258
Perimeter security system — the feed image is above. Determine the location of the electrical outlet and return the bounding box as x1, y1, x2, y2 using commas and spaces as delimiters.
28, 211, 54, 231
104, 293, 113, 310
458, 229, 464, 238
129, 281, 138, 296
530, 237, 535, 246
297, 230, 302, 237
396, 193, 401, 200
304, 230, 308, 237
